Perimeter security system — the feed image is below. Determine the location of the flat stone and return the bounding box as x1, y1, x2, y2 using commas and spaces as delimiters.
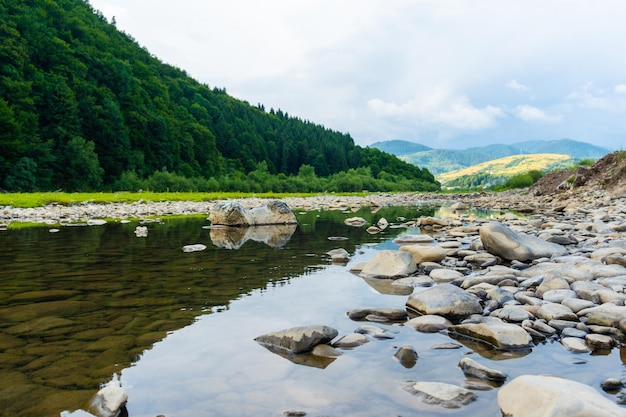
405, 315, 452, 332
393, 234, 435, 245
406, 284, 482, 319
561, 337, 590, 353
399, 245, 446, 264
254, 325, 338, 354
449, 316, 533, 350
536, 303, 578, 321
429, 268, 464, 283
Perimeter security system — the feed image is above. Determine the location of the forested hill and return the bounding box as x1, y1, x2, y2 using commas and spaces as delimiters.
0, 0, 438, 192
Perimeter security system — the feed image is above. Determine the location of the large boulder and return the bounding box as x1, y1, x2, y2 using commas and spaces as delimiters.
480, 222, 568, 262
248, 200, 297, 225
360, 250, 417, 278
209, 200, 297, 226
449, 315, 533, 350
498, 375, 625, 417
254, 325, 338, 354
406, 283, 482, 319
208, 201, 252, 226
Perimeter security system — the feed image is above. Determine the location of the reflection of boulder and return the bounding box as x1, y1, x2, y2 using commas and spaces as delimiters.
209, 200, 297, 226
209, 224, 297, 249
256, 343, 338, 369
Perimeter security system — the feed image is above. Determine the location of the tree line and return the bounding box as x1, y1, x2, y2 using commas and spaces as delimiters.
0, 0, 439, 193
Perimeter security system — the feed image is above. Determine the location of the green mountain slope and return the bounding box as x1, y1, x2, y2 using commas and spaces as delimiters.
0, 0, 437, 192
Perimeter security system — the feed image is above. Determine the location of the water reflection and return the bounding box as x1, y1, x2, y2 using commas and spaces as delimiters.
208, 224, 297, 249
2, 205, 623, 417
0, 206, 431, 416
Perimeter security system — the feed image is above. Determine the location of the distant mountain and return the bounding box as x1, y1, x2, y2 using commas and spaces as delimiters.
369, 140, 432, 155
371, 139, 610, 175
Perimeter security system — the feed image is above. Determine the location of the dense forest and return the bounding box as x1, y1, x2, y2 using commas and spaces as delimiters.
0, 0, 438, 193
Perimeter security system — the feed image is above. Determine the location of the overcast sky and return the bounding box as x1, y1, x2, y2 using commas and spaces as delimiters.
89, 0, 626, 150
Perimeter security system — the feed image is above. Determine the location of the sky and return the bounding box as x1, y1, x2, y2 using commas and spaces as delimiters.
89, 0, 626, 150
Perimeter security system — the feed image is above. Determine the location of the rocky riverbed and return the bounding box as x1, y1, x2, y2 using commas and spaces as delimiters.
9, 153, 626, 416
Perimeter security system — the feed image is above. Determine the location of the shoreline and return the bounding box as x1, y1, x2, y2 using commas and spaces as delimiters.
0, 186, 620, 226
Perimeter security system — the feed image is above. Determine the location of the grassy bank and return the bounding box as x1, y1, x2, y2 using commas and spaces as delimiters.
0, 191, 362, 209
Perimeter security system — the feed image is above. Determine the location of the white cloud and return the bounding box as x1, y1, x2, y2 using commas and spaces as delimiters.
367, 87, 504, 131
514, 105, 562, 123
88, 0, 626, 149
507, 80, 528, 91
567, 83, 626, 111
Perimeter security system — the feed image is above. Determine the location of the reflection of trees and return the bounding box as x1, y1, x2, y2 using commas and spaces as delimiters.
0, 206, 431, 416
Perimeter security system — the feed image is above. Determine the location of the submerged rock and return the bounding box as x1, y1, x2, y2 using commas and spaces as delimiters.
407, 381, 476, 408
394, 345, 418, 368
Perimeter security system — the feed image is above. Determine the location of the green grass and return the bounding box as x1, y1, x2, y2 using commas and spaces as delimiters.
0, 191, 366, 209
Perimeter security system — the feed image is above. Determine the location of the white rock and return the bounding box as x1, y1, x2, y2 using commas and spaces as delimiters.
498, 375, 624, 417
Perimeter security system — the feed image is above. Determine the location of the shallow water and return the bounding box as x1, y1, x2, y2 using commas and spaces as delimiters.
0, 206, 624, 416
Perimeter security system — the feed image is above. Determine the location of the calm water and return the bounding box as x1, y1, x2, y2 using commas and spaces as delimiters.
0, 206, 624, 417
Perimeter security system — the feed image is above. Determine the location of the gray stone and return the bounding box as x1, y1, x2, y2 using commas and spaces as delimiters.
490, 306, 534, 322
542, 289, 578, 303
405, 315, 452, 332
360, 250, 417, 278
561, 337, 590, 353
498, 375, 625, 417
536, 303, 578, 321
406, 284, 482, 319
332, 333, 369, 348
458, 357, 507, 382
346, 308, 408, 322
429, 268, 464, 283
585, 333, 615, 350
399, 245, 446, 264
449, 316, 533, 350
480, 222, 568, 262
394, 345, 418, 368
393, 234, 435, 245
254, 325, 338, 354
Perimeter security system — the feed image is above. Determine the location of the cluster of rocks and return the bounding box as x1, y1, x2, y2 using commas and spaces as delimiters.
255, 194, 626, 415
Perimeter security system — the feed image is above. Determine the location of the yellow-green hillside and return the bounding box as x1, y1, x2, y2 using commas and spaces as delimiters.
437, 153, 575, 184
